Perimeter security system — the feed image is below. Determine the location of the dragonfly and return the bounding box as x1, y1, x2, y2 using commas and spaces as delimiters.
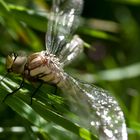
4, 0, 127, 139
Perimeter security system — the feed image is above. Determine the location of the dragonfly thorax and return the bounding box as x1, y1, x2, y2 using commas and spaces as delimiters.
24, 51, 65, 85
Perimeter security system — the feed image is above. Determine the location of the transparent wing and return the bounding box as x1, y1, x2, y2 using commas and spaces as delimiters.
60, 74, 127, 140
58, 35, 84, 66
45, 0, 83, 59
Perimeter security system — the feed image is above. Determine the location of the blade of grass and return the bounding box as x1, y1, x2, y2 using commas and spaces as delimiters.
0, 77, 98, 140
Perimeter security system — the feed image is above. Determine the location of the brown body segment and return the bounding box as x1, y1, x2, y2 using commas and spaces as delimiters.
24, 52, 64, 85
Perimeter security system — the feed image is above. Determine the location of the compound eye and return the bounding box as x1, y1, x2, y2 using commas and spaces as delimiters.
6, 53, 17, 71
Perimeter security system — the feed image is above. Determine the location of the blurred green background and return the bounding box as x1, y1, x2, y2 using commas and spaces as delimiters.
0, 0, 140, 139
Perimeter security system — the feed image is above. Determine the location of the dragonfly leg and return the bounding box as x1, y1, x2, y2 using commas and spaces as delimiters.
53, 85, 57, 94
30, 82, 43, 105
46, 83, 58, 94
3, 79, 24, 102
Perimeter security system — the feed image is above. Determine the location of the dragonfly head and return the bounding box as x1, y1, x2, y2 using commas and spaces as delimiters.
6, 53, 27, 74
